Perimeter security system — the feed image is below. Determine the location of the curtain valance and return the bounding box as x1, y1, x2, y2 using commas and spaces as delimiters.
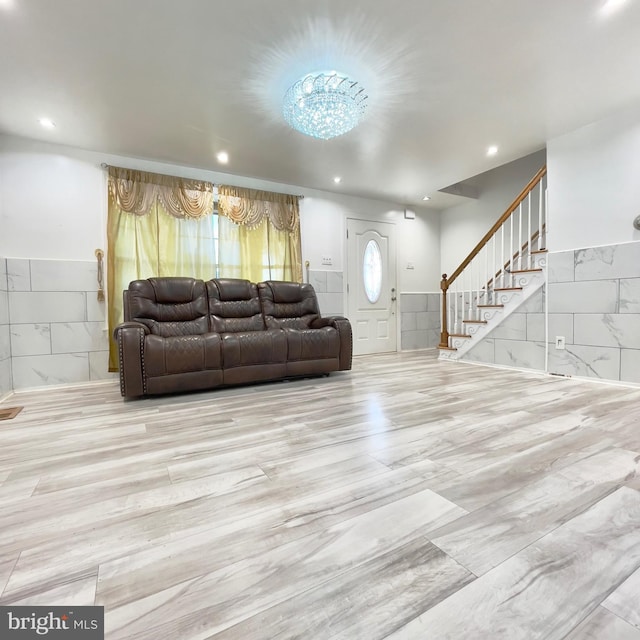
107, 166, 215, 219
218, 185, 300, 233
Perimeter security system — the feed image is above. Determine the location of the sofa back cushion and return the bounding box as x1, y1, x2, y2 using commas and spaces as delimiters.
126, 277, 209, 336
258, 281, 320, 329
206, 278, 265, 333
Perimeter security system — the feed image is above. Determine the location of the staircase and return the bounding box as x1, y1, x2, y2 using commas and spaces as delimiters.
438, 166, 547, 360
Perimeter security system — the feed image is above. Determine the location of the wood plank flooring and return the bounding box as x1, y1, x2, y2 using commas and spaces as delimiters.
1, 350, 640, 639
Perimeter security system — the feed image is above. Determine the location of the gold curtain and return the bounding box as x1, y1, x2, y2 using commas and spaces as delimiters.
217, 185, 302, 282
106, 167, 216, 371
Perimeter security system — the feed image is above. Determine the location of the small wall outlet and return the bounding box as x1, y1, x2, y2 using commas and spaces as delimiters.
555, 336, 566, 350
406, 262, 414, 270
321, 256, 332, 266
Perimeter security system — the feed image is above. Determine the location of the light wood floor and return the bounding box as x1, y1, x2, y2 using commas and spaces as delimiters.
2, 350, 640, 639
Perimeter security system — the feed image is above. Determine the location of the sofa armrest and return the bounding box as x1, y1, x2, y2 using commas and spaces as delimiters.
114, 321, 149, 398
310, 316, 352, 370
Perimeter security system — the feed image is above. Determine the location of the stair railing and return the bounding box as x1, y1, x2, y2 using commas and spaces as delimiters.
439, 165, 547, 349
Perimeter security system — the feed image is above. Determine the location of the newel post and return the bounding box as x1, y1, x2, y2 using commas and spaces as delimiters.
439, 274, 450, 349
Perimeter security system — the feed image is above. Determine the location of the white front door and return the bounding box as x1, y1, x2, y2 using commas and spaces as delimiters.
347, 219, 397, 355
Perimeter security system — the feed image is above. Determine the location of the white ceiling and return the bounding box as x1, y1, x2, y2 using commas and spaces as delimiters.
1, 0, 640, 208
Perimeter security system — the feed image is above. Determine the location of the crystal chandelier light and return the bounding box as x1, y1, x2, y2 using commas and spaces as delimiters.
283, 71, 368, 140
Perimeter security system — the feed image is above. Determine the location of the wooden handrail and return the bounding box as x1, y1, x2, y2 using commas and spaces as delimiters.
439, 165, 547, 349
445, 165, 546, 288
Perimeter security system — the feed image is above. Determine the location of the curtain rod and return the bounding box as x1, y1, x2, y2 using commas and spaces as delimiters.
101, 163, 304, 199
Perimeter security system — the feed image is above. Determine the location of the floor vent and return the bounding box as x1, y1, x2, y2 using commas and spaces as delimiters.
0, 407, 23, 421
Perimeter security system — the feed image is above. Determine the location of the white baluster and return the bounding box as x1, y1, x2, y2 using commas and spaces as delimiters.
468, 261, 472, 321
528, 192, 532, 268
466, 269, 470, 322
468, 266, 472, 321
509, 214, 514, 287
539, 180, 544, 250
453, 280, 458, 334
476, 254, 480, 320
501, 223, 505, 288
463, 270, 467, 322
485, 241, 489, 306
544, 184, 548, 249
492, 234, 496, 302
518, 202, 523, 270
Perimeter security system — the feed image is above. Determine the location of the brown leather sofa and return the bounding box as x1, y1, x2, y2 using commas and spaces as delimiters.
114, 277, 352, 398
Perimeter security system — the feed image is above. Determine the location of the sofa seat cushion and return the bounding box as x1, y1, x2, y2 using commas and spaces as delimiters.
284, 327, 340, 361
221, 330, 287, 368
145, 333, 222, 376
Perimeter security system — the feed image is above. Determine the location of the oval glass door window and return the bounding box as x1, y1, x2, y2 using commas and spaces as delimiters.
363, 239, 382, 303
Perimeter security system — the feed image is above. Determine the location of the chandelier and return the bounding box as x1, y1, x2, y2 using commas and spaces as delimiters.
283, 71, 368, 140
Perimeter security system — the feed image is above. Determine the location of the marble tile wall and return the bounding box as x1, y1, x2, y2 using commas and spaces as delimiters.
0, 258, 12, 398
308, 270, 344, 316
401, 293, 441, 350
463, 287, 547, 372
7, 258, 116, 390
548, 240, 640, 384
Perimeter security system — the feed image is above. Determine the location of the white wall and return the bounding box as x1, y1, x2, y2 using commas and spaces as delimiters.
0, 134, 441, 292
547, 107, 640, 252
439, 150, 546, 277
300, 195, 440, 292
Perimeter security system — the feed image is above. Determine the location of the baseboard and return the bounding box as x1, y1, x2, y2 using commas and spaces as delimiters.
446, 358, 547, 378
0, 389, 15, 403
12, 378, 119, 395
547, 372, 640, 390
444, 358, 640, 389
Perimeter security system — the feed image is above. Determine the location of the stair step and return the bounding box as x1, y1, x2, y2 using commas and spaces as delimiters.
477, 304, 504, 308
493, 287, 523, 292
462, 319, 488, 324
438, 346, 457, 351
450, 333, 471, 338
510, 268, 543, 274
531, 248, 547, 254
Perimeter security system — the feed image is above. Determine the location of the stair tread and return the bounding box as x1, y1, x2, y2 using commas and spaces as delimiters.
531, 249, 547, 254
449, 333, 471, 338
438, 346, 457, 351
462, 319, 488, 324
477, 304, 504, 308
510, 268, 543, 273
494, 287, 523, 291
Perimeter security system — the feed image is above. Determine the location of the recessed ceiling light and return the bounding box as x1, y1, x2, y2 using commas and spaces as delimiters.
333, 177, 342, 184
487, 145, 498, 156
216, 151, 229, 164
39, 118, 56, 129
422, 195, 431, 201
601, 0, 627, 15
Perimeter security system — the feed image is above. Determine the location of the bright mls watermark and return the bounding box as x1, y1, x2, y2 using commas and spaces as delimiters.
1, 606, 104, 638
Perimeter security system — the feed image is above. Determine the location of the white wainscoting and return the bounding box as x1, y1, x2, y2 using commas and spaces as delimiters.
547, 240, 640, 384
0, 258, 12, 398
6, 258, 115, 390
400, 292, 440, 350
